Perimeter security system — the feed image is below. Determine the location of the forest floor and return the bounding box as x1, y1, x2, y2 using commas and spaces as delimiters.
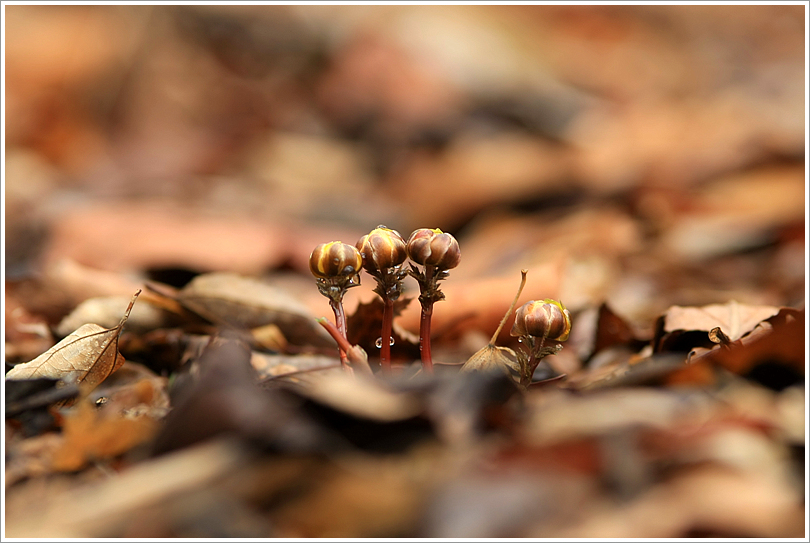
4, 4, 807, 538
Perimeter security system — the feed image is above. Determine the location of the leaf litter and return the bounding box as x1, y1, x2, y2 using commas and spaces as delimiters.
6, 291, 141, 390
4, 4, 806, 539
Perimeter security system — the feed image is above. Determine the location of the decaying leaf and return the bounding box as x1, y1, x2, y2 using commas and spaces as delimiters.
6, 291, 141, 390
176, 272, 333, 348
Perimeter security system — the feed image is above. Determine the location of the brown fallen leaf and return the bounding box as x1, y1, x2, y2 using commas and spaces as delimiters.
56, 295, 168, 337
251, 351, 341, 380
710, 308, 804, 373
5, 291, 140, 390
50, 397, 159, 472
654, 300, 781, 353
679, 307, 806, 386
176, 272, 333, 348
660, 300, 781, 340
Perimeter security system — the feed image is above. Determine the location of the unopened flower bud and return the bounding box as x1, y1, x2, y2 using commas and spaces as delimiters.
356, 226, 407, 272
309, 241, 362, 279
510, 299, 571, 341
406, 228, 461, 269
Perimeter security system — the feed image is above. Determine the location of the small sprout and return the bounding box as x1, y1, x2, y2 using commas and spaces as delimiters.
406, 228, 461, 373
309, 241, 363, 373
356, 226, 409, 374
511, 299, 572, 388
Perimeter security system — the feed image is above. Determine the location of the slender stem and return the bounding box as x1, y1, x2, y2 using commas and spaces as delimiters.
380, 296, 394, 373
316, 317, 358, 376
490, 270, 528, 344
420, 301, 434, 373
317, 316, 352, 353
329, 299, 350, 370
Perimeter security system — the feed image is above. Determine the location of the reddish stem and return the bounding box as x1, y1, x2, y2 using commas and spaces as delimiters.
329, 299, 350, 370
380, 297, 394, 373
317, 317, 351, 352
419, 302, 434, 373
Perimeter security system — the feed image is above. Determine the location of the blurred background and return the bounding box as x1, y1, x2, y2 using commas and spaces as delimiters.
4, 4, 806, 337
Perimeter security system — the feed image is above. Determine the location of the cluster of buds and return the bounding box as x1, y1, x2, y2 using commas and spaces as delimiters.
510, 299, 571, 388
309, 225, 460, 375
309, 230, 571, 388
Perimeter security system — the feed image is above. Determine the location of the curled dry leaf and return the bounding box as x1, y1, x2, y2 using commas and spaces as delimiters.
176, 272, 333, 348
5, 291, 141, 390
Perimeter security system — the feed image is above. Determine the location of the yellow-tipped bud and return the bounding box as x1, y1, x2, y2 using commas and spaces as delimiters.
356, 225, 407, 272
406, 228, 461, 269
309, 241, 363, 279
510, 299, 571, 342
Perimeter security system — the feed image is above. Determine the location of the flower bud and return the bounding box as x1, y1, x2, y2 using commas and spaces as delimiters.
356, 226, 407, 272
406, 228, 461, 269
510, 299, 571, 341
309, 241, 362, 279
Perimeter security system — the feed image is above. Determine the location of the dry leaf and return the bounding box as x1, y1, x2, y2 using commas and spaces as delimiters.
56, 295, 167, 337
6, 292, 140, 390
50, 398, 159, 472
251, 352, 340, 380
177, 272, 333, 348
660, 300, 781, 341
461, 344, 519, 376
293, 373, 423, 423
704, 308, 805, 380
251, 323, 288, 352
